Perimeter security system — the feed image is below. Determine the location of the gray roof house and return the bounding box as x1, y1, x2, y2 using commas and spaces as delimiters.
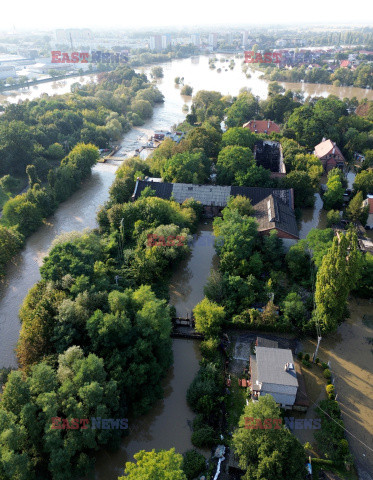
132, 179, 299, 239
250, 346, 299, 409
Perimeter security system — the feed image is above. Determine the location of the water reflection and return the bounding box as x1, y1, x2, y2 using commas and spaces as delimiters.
0, 164, 117, 367
299, 194, 327, 239
169, 222, 218, 317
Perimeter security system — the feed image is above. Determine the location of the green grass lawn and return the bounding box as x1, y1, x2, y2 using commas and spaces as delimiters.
225, 374, 247, 433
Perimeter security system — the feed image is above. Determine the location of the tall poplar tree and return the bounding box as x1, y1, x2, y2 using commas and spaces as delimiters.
314, 230, 362, 332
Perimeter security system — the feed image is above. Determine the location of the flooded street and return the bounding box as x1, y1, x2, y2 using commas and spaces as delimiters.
299, 193, 327, 239
303, 299, 373, 480
169, 222, 218, 317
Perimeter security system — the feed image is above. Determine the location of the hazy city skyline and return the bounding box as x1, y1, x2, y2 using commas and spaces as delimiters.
1, 0, 372, 31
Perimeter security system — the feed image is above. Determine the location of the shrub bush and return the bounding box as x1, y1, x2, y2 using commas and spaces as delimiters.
200, 338, 220, 363
192, 414, 207, 430
182, 449, 206, 480
191, 426, 218, 448
321, 362, 328, 370
311, 458, 334, 466
304, 353, 310, 361
323, 368, 332, 380
302, 359, 311, 368
187, 364, 221, 413
297, 352, 303, 360
326, 384, 334, 395
315, 357, 320, 364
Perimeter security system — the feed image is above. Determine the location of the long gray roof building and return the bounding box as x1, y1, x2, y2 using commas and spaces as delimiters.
132, 179, 299, 239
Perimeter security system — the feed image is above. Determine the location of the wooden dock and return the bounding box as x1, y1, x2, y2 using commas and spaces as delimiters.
171, 317, 204, 340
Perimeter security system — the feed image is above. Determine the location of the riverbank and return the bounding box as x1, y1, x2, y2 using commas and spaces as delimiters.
0, 163, 117, 367
94, 339, 201, 480
0, 70, 98, 93
246, 65, 373, 102
94, 221, 217, 478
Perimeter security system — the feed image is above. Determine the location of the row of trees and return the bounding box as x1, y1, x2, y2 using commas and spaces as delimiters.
0, 65, 164, 277
0, 143, 99, 275
263, 61, 373, 89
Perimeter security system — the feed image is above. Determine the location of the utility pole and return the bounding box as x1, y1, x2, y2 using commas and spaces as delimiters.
314, 334, 322, 362
309, 246, 323, 363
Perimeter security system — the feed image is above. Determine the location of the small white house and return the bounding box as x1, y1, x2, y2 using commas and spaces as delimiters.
250, 347, 299, 409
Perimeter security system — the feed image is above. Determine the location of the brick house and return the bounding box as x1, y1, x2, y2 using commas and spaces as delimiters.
313, 138, 346, 173
243, 120, 281, 135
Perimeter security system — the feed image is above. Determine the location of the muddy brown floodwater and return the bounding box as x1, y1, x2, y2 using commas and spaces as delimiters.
0, 164, 117, 367
303, 298, 373, 480
93, 339, 201, 480
94, 223, 217, 479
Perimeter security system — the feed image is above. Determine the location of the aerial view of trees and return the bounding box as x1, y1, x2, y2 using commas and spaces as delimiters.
0, 65, 164, 277
1, 46, 372, 479
233, 395, 306, 480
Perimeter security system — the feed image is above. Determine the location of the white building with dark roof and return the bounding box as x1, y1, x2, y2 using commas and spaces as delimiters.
250, 346, 299, 409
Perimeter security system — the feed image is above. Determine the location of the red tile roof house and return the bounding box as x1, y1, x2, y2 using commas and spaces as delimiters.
243, 120, 281, 135
340, 60, 351, 68
313, 138, 346, 173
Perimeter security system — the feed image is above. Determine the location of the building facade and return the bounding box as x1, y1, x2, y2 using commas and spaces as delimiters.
314, 138, 346, 173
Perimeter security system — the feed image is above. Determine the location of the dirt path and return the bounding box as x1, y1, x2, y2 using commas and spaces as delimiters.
303, 298, 373, 480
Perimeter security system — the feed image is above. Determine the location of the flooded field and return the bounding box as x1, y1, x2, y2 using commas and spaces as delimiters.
302, 298, 373, 480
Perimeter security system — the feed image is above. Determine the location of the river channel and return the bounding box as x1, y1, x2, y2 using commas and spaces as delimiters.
0, 54, 371, 479
94, 222, 217, 479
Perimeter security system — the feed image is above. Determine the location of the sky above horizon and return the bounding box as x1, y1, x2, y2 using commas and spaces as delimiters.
1, 0, 372, 31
